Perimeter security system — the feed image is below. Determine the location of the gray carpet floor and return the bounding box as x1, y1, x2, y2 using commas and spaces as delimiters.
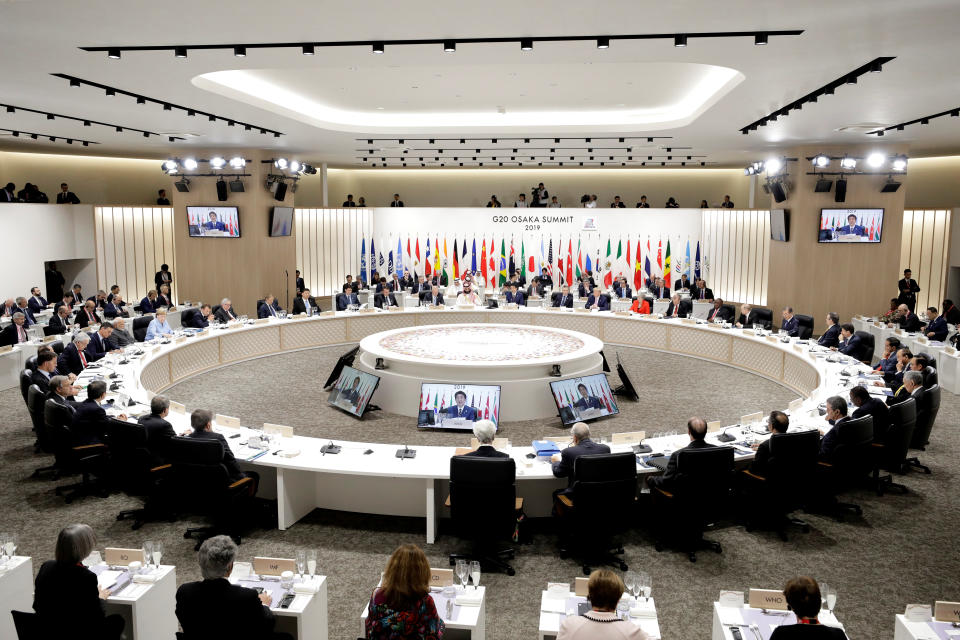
3, 344, 958, 640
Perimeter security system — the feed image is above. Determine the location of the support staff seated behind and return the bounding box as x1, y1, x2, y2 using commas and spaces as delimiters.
465, 420, 507, 458
612, 277, 632, 299
769, 576, 845, 640
646, 417, 714, 491
557, 569, 648, 640
749, 410, 789, 477
257, 294, 284, 318
34, 524, 125, 640
187, 409, 259, 492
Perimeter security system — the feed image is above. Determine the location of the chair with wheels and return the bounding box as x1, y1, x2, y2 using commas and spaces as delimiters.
105, 418, 173, 529
43, 399, 111, 503
873, 398, 916, 494
24, 355, 38, 372
905, 384, 940, 474
446, 456, 519, 576
795, 314, 814, 339
815, 416, 873, 519
752, 308, 773, 330
19, 370, 33, 404
741, 430, 819, 540
652, 446, 734, 561
854, 331, 875, 364
921, 366, 938, 389
555, 451, 637, 574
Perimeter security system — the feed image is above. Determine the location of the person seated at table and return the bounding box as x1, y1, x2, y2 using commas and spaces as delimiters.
942, 299, 960, 325
75, 300, 102, 328
505, 282, 526, 306
585, 286, 609, 311
691, 278, 714, 301
87, 290, 108, 310
887, 370, 924, 407
736, 303, 756, 328
818, 396, 850, 462
374, 284, 400, 309
874, 337, 900, 373
188, 409, 258, 490
780, 307, 799, 336
106, 317, 136, 349
465, 420, 507, 458
31, 350, 58, 393
650, 277, 670, 300
768, 576, 845, 640
444, 390, 477, 421
373, 277, 388, 294
816, 312, 841, 347
412, 275, 427, 295
539, 267, 553, 289
895, 304, 922, 332
706, 298, 733, 323
47, 374, 79, 410
874, 347, 911, 390
646, 417, 714, 491
749, 410, 789, 477
612, 277, 632, 299
573, 383, 603, 411
13, 296, 38, 326
677, 274, 693, 292
665, 293, 691, 319
849, 385, 891, 443
58, 334, 91, 376
86, 322, 119, 360
337, 286, 361, 311
291, 289, 316, 316
28, 286, 51, 313
457, 283, 482, 306
203, 211, 227, 232
924, 306, 948, 341
557, 569, 648, 640
48, 303, 73, 334
0, 312, 30, 346
527, 276, 545, 299
145, 310, 174, 340
552, 284, 574, 308
157, 284, 175, 308
138, 395, 177, 460
366, 543, 445, 640
577, 276, 592, 298
102, 293, 128, 319
257, 294, 284, 318
832, 323, 864, 359
422, 285, 444, 307
72, 380, 126, 446
176, 536, 289, 640
185, 303, 215, 328
140, 290, 160, 315
399, 270, 415, 290
551, 422, 611, 490
215, 298, 239, 323
33, 523, 125, 640
837, 213, 867, 237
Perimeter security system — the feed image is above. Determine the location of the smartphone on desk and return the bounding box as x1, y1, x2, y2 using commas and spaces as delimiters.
279, 593, 295, 609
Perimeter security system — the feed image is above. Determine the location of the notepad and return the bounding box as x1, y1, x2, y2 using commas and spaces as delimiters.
97, 570, 123, 590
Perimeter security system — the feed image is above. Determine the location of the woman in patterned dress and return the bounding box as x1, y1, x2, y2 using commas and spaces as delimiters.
366, 544, 444, 639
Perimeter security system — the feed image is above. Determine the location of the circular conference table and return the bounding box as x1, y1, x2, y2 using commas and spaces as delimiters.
82, 306, 874, 543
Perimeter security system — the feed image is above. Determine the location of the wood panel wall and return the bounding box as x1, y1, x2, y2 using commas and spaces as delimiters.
294, 208, 373, 297
93, 206, 176, 301
901, 209, 953, 312
700, 209, 770, 306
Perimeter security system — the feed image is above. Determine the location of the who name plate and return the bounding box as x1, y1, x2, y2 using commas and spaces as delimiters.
253, 557, 295, 576
105, 547, 145, 565
748, 588, 788, 610
935, 601, 960, 623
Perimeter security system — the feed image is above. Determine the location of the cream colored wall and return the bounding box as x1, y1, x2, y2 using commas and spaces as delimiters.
901, 156, 960, 209
300, 167, 751, 209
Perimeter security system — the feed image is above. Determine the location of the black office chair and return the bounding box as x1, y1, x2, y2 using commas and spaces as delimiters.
24, 355, 38, 371
921, 366, 938, 389
105, 418, 174, 529
26, 384, 47, 434
741, 431, 819, 540
753, 308, 773, 329
164, 436, 256, 549
132, 316, 152, 341
19, 370, 33, 404
11, 610, 41, 640
917, 352, 936, 369
555, 452, 636, 574
815, 416, 873, 519
873, 399, 916, 494
795, 314, 814, 339
180, 308, 198, 327
43, 399, 111, 503
652, 446, 734, 562
643, 296, 655, 312
905, 384, 940, 474
447, 456, 518, 576
854, 331, 875, 364
50, 341, 64, 355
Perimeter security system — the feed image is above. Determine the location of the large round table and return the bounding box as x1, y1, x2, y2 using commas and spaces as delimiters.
85, 306, 866, 543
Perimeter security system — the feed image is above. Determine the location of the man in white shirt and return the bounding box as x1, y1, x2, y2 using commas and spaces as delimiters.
585, 195, 598, 208
457, 283, 482, 306
548, 196, 561, 208
514, 193, 528, 208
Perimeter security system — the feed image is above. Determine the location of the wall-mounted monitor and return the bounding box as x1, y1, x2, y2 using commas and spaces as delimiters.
327, 365, 380, 418
818, 208, 883, 243
270, 206, 294, 237
550, 373, 619, 425
418, 383, 500, 430
770, 209, 790, 242
187, 206, 240, 237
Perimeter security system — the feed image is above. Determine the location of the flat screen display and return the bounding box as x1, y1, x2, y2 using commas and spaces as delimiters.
270, 206, 294, 237
550, 373, 619, 425
187, 206, 240, 238
818, 208, 883, 243
418, 383, 501, 430
327, 365, 380, 418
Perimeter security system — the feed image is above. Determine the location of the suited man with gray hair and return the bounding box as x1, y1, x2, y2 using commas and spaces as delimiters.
550, 422, 610, 491
465, 420, 508, 458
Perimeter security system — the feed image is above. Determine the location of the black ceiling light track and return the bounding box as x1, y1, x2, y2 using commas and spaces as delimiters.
1, 102, 182, 140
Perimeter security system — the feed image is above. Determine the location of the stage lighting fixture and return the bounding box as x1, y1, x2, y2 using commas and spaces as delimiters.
182, 158, 198, 170
891, 155, 908, 171
834, 178, 847, 203
174, 47, 187, 58
174, 178, 190, 193
372, 42, 385, 54
229, 179, 244, 192
845, 75, 857, 85
840, 156, 857, 169
137, 97, 146, 104
815, 178, 833, 192
597, 37, 610, 49
764, 158, 782, 174
443, 41, 456, 52
107, 48, 120, 59
869, 60, 883, 72
216, 178, 228, 201
289, 160, 302, 172
274, 158, 288, 169
520, 38, 533, 50
229, 156, 246, 169
674, 35, 687, 47
867, 152, 885, 168
301, 164, 317, 174
813, 154, 830, 168
755, 33, 768, 45
770, 181, 787, 203
744, 168, 752, 175
302, 44, 315, 55
234, 46, 246, 57
69, 79, 80, 87
162, 159, 178, 173
209, 156, 226, 169
881, 179, 902, 192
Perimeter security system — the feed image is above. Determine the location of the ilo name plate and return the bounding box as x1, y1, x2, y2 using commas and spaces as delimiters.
429, 568, 454, 587
263, 423, 293, 438
253, 556, 295, 576
935, 601, 960, 623
749, 588, 788, 610
215, 414, 241, 428
105, 547, 145, 565
574, 577, 589, 596
905, 604, 933, 622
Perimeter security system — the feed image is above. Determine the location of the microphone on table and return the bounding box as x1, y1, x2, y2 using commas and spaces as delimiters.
396, 444, 416, 459
716, 426, 738, 442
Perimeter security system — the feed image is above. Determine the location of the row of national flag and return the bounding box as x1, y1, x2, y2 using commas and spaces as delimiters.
359, 235, 703, 290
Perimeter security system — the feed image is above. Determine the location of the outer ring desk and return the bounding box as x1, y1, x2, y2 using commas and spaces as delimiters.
117, 308, 855, 543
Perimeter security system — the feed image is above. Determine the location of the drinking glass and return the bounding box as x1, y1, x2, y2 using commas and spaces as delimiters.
826, 585, 837, 614
639, 571, 651, 600
470, 561, 481, 589
307, 550, 318, 578
152, 541, 163, 569
142, 541, 153, 569
819, 583, 829, 611
296, 550, 307, 580
624, 571, 637, 602
455, 560, 468, 590
0, 533, 9, 565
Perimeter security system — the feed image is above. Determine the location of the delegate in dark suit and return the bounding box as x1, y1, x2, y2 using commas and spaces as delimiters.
336, 292, 360, 310
57, 342, 88, 376
214, 305, 238, 323
646, 439, 715, 490
665, 299, 692, 318
852, 397, 891, 442
738, 311, 759, 327
0, 323, 28, 346
75, 307, 101, 329
421, 292, 444, 306
898, 312, 922, 333
749, 439, 774, 477
465, 445, 509, 458
138, 413, 177, 458
707, 305, 733, 322
47, 313, 70, 335
257, 300, 282, 318
612, 284, 632, 298
691, 286, 714, 300
585, 294, 610, 311
28, 295, 49, 314
85, 332, 110, 362
445, 404, 478, 420
574, 395, 603, 410
34, 560, 122, 640
139, 296, 156, 314
781, 316, 800, 336
817, 324, 842, 348
887, 385, 923, 408
176, 579, 276, 640
102, 301, 126, 319
551, 438, 611, 488
505, 290, 526, 306
552, 292, 574, 308
837, 224, 866, 236
31, 369, 53, 393
373, 292, 398, 308
769, 624, 846, 640
926, 315, 948, 341
651, 286, 670, 299
291, 296, 315, 315
188, 430, 244, 481
819, 417, 850, 461
182, 308, 210, 328
838, 334, 865, 360
71, 398, 108, 446
897, 277, 920, 311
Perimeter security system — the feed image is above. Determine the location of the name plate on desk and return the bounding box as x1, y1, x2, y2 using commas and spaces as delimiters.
105, 547, 145, 565
765, 335, 778, 342
429, 305, 445, 310
175, 336, 187, 344
43, 335, 59, 343
614, 311, 631, 317
151, 346, 163, 354
945, 347, 957, 356
387, 305, 402, 311
611, 430, 646, 444
470, 437, 508, 449
905, 604, 933, 622
793, 344, 804, 352
215, 414, 241, 427
263, 423, 293, 438
748, 588, 788, 610
574, 577, 589, 596
169, 400, 186, 414
788, 398, 804, 411
917, 336, 929, 344
504, 303, 519, 309
429, 568, 454, 587
359, 308, 376, 314
896, 329, 905, 335
573, 307, 590, 313
680, 317, 695, 324
707, 323, 723, 330
935, 601, 960, 623
317, 311, 335, 317
197, 329, 210, 337
227, 323, 242, 330
253, 557, 295, 576
742, 329, 754, 335
707, 421, 722, 433
0, 345, 12, 354
254, 318, 270, 325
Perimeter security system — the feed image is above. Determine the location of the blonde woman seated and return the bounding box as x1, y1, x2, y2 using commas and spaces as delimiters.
365, 544, 445, 639
557, 569, 648, 640
145, 309, 174, 341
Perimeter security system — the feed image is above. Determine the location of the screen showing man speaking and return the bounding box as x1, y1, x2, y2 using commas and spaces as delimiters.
418, 383, 500, 430
550, 373, 619, 425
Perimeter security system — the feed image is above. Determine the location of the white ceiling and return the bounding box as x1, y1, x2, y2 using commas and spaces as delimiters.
1, 0, 959, 169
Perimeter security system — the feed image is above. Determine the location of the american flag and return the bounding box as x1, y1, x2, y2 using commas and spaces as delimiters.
547, 238, 554, 276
